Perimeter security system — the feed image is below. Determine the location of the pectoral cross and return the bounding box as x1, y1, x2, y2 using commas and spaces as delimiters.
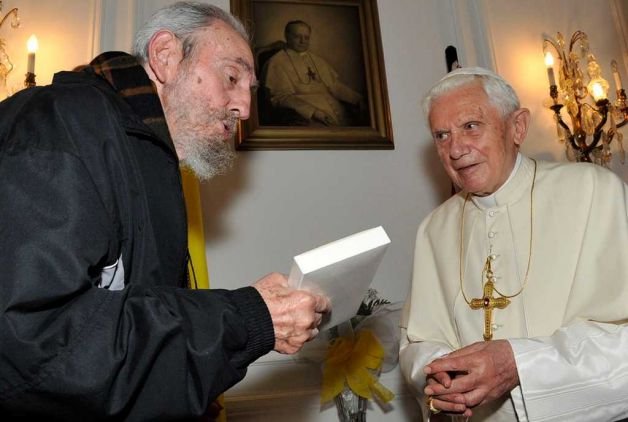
469, 257, 510, 341
306, 66, 317, 82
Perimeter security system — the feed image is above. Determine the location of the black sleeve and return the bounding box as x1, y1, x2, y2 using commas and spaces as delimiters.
0, 87, 275, 420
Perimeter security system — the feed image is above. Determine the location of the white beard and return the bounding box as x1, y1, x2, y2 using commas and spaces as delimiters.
178, 125, 237, 181
162, 69, 238, 181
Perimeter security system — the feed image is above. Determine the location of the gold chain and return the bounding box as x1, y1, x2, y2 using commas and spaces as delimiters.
459, 159, 537, 304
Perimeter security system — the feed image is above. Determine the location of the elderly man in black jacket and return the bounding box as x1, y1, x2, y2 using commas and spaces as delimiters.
0, 2, 329, 420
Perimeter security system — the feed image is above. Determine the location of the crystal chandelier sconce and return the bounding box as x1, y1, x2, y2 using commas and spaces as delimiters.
542, 31, 627, 166
0, 1, 20, 101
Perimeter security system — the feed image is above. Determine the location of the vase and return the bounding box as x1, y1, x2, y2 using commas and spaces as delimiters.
334, 384, 367, 422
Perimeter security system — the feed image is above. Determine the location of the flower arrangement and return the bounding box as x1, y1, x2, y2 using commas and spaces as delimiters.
319, 289, 402, 421
356, 288, 392, 317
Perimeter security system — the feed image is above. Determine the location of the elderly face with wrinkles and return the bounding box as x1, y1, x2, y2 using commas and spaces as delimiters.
159, 21, 256, 180
429, 82, 528, 196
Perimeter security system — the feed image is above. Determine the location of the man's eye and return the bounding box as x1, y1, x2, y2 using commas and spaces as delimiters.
464, 122, 480, 130
225, 70, 239, 85
433, 132, 449, 142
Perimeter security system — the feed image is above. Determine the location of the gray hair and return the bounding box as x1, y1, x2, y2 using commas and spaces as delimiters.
133, 1, 250, 65
284, 20, 311, 38
422, 67, 520, 119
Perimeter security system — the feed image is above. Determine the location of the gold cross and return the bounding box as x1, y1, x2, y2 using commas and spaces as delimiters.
469, 257, 510, 341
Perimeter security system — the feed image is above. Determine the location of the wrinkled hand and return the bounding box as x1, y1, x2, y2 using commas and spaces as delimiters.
425, 372, 468, 415
312, 109, 337, 126
423, 340, 519, 417
253, 272, 330, 354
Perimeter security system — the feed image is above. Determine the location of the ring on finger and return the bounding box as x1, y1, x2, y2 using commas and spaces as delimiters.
426, 396, 440, 414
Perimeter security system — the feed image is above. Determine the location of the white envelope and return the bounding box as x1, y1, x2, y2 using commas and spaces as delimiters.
288, 226, 391, 331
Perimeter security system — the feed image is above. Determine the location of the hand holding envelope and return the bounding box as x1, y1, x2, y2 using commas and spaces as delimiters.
254, 272, 331, 354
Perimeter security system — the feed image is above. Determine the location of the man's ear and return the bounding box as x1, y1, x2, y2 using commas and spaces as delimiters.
511, 108, 530, 147
147, 30, 183, 84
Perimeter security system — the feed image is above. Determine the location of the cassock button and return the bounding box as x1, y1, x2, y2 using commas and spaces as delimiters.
488, 231, 496, 238
489, 211, 496, 217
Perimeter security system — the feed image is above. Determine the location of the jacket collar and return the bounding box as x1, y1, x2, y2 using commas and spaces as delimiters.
87, 51, 175, 152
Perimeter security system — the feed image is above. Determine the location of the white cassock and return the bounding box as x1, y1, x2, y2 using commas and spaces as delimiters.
400, 154, 628, 421
264, 48, 362, 125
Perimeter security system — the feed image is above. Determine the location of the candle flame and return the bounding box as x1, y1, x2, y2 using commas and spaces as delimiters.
544, 52, 554, 68
27, 35, 38, 53
591, 82, 605, 101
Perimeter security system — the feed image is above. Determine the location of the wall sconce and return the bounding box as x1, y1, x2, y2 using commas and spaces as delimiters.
0, 1, 20, 100
543, 31, 627, 166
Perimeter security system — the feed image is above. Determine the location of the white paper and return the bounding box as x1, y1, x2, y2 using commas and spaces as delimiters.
288, 226, 391, 330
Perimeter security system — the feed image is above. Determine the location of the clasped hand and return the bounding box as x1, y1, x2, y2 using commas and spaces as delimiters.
312, 109, 337, 126
423, 340, 519, 418
254, 272, 330, 354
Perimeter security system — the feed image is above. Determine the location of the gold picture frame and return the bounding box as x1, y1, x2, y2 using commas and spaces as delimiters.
231, 0, 393, 150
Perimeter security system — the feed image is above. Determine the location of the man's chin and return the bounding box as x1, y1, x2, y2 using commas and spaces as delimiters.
180, 149, 236, 182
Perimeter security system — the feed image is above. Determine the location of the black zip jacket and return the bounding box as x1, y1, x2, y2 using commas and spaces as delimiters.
0, 53, 275, 421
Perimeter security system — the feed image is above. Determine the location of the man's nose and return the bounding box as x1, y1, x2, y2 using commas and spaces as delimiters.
449, 131, 469, 159
229, 88, 251, 121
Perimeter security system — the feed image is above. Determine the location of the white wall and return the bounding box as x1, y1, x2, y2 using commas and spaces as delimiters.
2, 0, 626, 420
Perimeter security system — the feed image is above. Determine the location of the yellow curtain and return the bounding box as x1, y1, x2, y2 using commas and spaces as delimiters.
181, 170, 227, 422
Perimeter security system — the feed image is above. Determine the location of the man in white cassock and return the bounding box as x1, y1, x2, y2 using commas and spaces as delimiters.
263, 20, 364, 126
400, 67, 628, 421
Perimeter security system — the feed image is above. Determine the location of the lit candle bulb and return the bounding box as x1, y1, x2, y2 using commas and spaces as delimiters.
611, 60, 623, 91
26, 35, 38, 74
544, 51, 556, 86
590, 82, 606, 102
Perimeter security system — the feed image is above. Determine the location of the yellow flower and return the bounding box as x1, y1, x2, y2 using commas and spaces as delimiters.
321, 329, 394, 404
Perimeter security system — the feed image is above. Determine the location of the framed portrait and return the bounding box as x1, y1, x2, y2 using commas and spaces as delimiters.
230, 0, 393, 150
